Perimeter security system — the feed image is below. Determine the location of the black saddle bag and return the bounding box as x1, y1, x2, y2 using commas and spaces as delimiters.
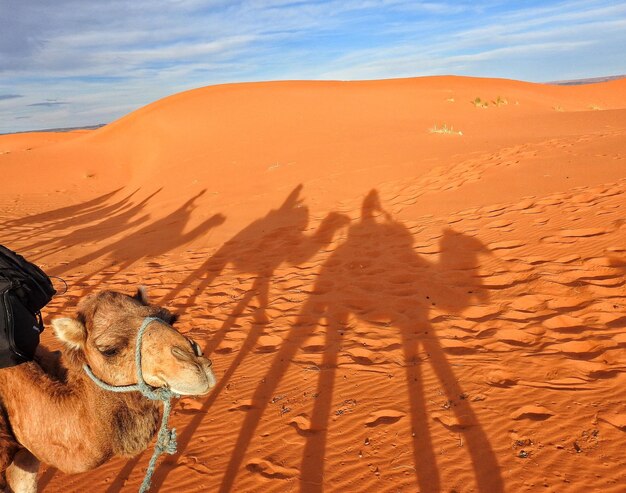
0, 245, 56, 368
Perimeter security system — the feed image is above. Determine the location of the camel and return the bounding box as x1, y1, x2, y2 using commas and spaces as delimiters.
0, 287, 216, 493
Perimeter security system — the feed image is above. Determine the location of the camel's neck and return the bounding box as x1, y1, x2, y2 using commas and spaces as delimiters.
71, 364, 163, 459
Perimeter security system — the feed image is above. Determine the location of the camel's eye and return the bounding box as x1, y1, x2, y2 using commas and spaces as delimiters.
99, 347, 119, 357
189, 339, 202, 357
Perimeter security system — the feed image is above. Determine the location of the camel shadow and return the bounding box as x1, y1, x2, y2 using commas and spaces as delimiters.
45, 189, 226, 297
109, 185, 348, 492
218, 190, 504, 493
23, 188, 150, 261
2, 188, 123, 235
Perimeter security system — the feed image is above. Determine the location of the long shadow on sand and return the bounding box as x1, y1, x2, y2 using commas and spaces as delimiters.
2, 188, 123, 234
44, 189, 225, 297
4, 188, 226, 300
111, 185, 348, 492
20, 189, 150, 261
217, 190, 504, 493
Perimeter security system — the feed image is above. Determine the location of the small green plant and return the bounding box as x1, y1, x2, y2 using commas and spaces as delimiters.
471, 97, 488, 108
493, 96, 508, 107
430, 123, 463, 136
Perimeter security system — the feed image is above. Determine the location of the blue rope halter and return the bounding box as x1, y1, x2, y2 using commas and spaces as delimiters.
83, 316, 180, 493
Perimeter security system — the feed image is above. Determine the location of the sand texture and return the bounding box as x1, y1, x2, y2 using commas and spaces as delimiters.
1, 76, 625, 492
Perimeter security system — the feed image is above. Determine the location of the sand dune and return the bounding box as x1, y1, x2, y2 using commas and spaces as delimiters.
1, 76, 625, 492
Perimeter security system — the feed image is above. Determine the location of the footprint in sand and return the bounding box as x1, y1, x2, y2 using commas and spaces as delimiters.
178, 398, 205, 413
481, 204, 507, 214
589, 255, 626, 267
432, 413, 475, 430
559, 228, 607, 238
439, 338, 478, 355
549, 340, 615, 358
365, 410, 405, 427
509, 295, 548, 312
555, 254, 581, 264
501, 309, 555, 322
344, 347, 387, 365
485, 369, 518, 387
363, 308, 401, 325
228, 399, 255, 412
598, 413, 626, 431
510, 405, 554, 421
179, 456, 212, 474
487, 240, 526, 251
571, 360, 624, 379
543, 315, 586, 331
540, 236, 577, 245
246, 458, 299, 479
481, 274, 525, 289
256, 334, 283, 353
584, 277, 624, 287
463, 305, 502, 320
595, 311, 626, 327
214, 340, 239, 354
289, 414, 314, 434
495, 329, 537, 346
302, 336, 326, 352
486, 219, 513, 229
546, 297, 586, 311
509, 198, 535, 211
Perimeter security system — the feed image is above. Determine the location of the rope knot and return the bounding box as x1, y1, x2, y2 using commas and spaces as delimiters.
158, 427, 178, 455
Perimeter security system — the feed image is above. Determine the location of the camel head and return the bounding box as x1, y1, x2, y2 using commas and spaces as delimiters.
51, 288, 216, 396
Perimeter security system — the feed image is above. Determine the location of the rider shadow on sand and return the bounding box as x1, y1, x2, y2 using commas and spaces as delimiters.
47, 189, 225, 297
219, 189, 504, 493
2, 188, 123, 237
22, 188, 150, 261
113, 185, 349, 493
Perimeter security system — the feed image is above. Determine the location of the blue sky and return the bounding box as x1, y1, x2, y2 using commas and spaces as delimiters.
1, 0, 625, 133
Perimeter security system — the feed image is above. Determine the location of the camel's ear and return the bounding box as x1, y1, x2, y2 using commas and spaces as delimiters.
133, 286, 150, 305
52, 318, 86, 349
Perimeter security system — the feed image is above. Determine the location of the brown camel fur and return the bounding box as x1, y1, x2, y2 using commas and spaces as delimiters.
0, 288, 216, 492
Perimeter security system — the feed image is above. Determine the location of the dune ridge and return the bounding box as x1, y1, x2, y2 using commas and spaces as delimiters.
1, 75, 625, 492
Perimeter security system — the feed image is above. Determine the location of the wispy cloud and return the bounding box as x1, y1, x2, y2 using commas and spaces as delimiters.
0, 94, 23, 101
27, 101, 70, 107
0, 0, 624, 133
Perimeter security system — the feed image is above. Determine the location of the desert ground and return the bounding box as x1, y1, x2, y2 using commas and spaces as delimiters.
1, 75, 625, 492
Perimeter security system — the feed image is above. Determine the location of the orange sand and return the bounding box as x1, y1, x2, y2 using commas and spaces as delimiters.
1, 76, 625, 492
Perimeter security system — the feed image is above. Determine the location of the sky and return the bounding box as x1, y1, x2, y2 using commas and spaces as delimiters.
1, 0, 625, 133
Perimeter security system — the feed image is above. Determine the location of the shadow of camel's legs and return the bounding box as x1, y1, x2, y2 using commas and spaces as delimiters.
299, 311, 346, 492
202, 285, 256, 355
106, 281, 260, 493
401, 333, 441, 493
56, 260, 137, 316
104, 454, 144, 493
162, 256, 226, 308
125, 279, 268, 492
218, 306, 323, 493
423, 337, 504, 493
